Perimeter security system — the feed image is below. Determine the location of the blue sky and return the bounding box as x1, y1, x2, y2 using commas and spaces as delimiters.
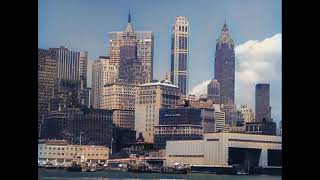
39, 0, 282, 123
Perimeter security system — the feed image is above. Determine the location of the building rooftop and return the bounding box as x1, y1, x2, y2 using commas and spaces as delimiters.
139, 81, 179, 88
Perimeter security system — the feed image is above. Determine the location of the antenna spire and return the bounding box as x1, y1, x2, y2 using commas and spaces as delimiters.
128, 11, 131, 23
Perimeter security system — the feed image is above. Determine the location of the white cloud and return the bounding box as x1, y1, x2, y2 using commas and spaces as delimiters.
235, 33, 281, 111
189, 80, 211, 97
190, 33, 281, 118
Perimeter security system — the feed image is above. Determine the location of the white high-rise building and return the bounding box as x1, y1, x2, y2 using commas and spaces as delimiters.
134, 78, 181, 143
213, 104, 225, 132
170, 16, 189, 96
91, 56, 118, 108
240, 104, 255, 123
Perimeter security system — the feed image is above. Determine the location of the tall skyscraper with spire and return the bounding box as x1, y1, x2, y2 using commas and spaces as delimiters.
108, 12, 153, 84
170, 16, 189, 97
214, 20, 235, 105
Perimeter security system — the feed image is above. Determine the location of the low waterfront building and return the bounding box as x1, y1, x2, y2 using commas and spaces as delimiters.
38, 140, 109, 163
165, 132, 282, 169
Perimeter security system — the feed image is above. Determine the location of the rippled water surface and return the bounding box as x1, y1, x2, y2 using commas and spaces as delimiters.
39, 169, 281, 180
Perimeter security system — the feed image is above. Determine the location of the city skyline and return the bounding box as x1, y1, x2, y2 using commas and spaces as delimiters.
39, 0, 281, 123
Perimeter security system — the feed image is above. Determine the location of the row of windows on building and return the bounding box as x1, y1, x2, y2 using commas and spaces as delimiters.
39, 147, 105, 151
156, 132, 202, 135
39, 152, 107, 156
169, 154, 203, 158
177, 26, 188, 32
156, 126, 201, 130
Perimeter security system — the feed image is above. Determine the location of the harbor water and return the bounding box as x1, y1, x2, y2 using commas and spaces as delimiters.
39, 169, 281, 180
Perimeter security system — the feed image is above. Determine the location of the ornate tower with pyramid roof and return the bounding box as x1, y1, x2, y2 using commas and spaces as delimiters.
214, 20, 236, 125
107, 12, 154, 83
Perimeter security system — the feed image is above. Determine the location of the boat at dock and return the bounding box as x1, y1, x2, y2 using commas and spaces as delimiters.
160, 163, 190, 174
127, 161, 159, 173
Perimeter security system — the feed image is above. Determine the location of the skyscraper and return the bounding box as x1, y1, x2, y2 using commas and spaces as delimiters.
119, 43, 146, 85
214, 21, 235, 105
170, 16, 189, 96
38, 49, 57, 136
108, 12, 153, 83
49, 46, 88, 88
207, 79, 220, 103
91, 56, 118, 108
255, 83, 272, 122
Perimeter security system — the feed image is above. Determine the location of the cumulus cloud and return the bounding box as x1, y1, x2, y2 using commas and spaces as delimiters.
189, 80, 211, 97
190, 33, 282, 120
235, 33, 281, 112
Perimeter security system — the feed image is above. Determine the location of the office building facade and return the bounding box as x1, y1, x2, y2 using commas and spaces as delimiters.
38, 49, 57, 134
213, 104, 226, 132
134, 78, 181, 143
255, 84, 272, 122
170, 16, 189, 96
240, 104, 255, 123
48, 46, 88, 88
245, 121, 277, 135
119, 45, 146, 85
154, 125, 203, 149
207, 79, 220, 103
154, 105, 216, 149
101, 83, 137, 129
44, 107, 113, 148
91, 56, 118, 108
